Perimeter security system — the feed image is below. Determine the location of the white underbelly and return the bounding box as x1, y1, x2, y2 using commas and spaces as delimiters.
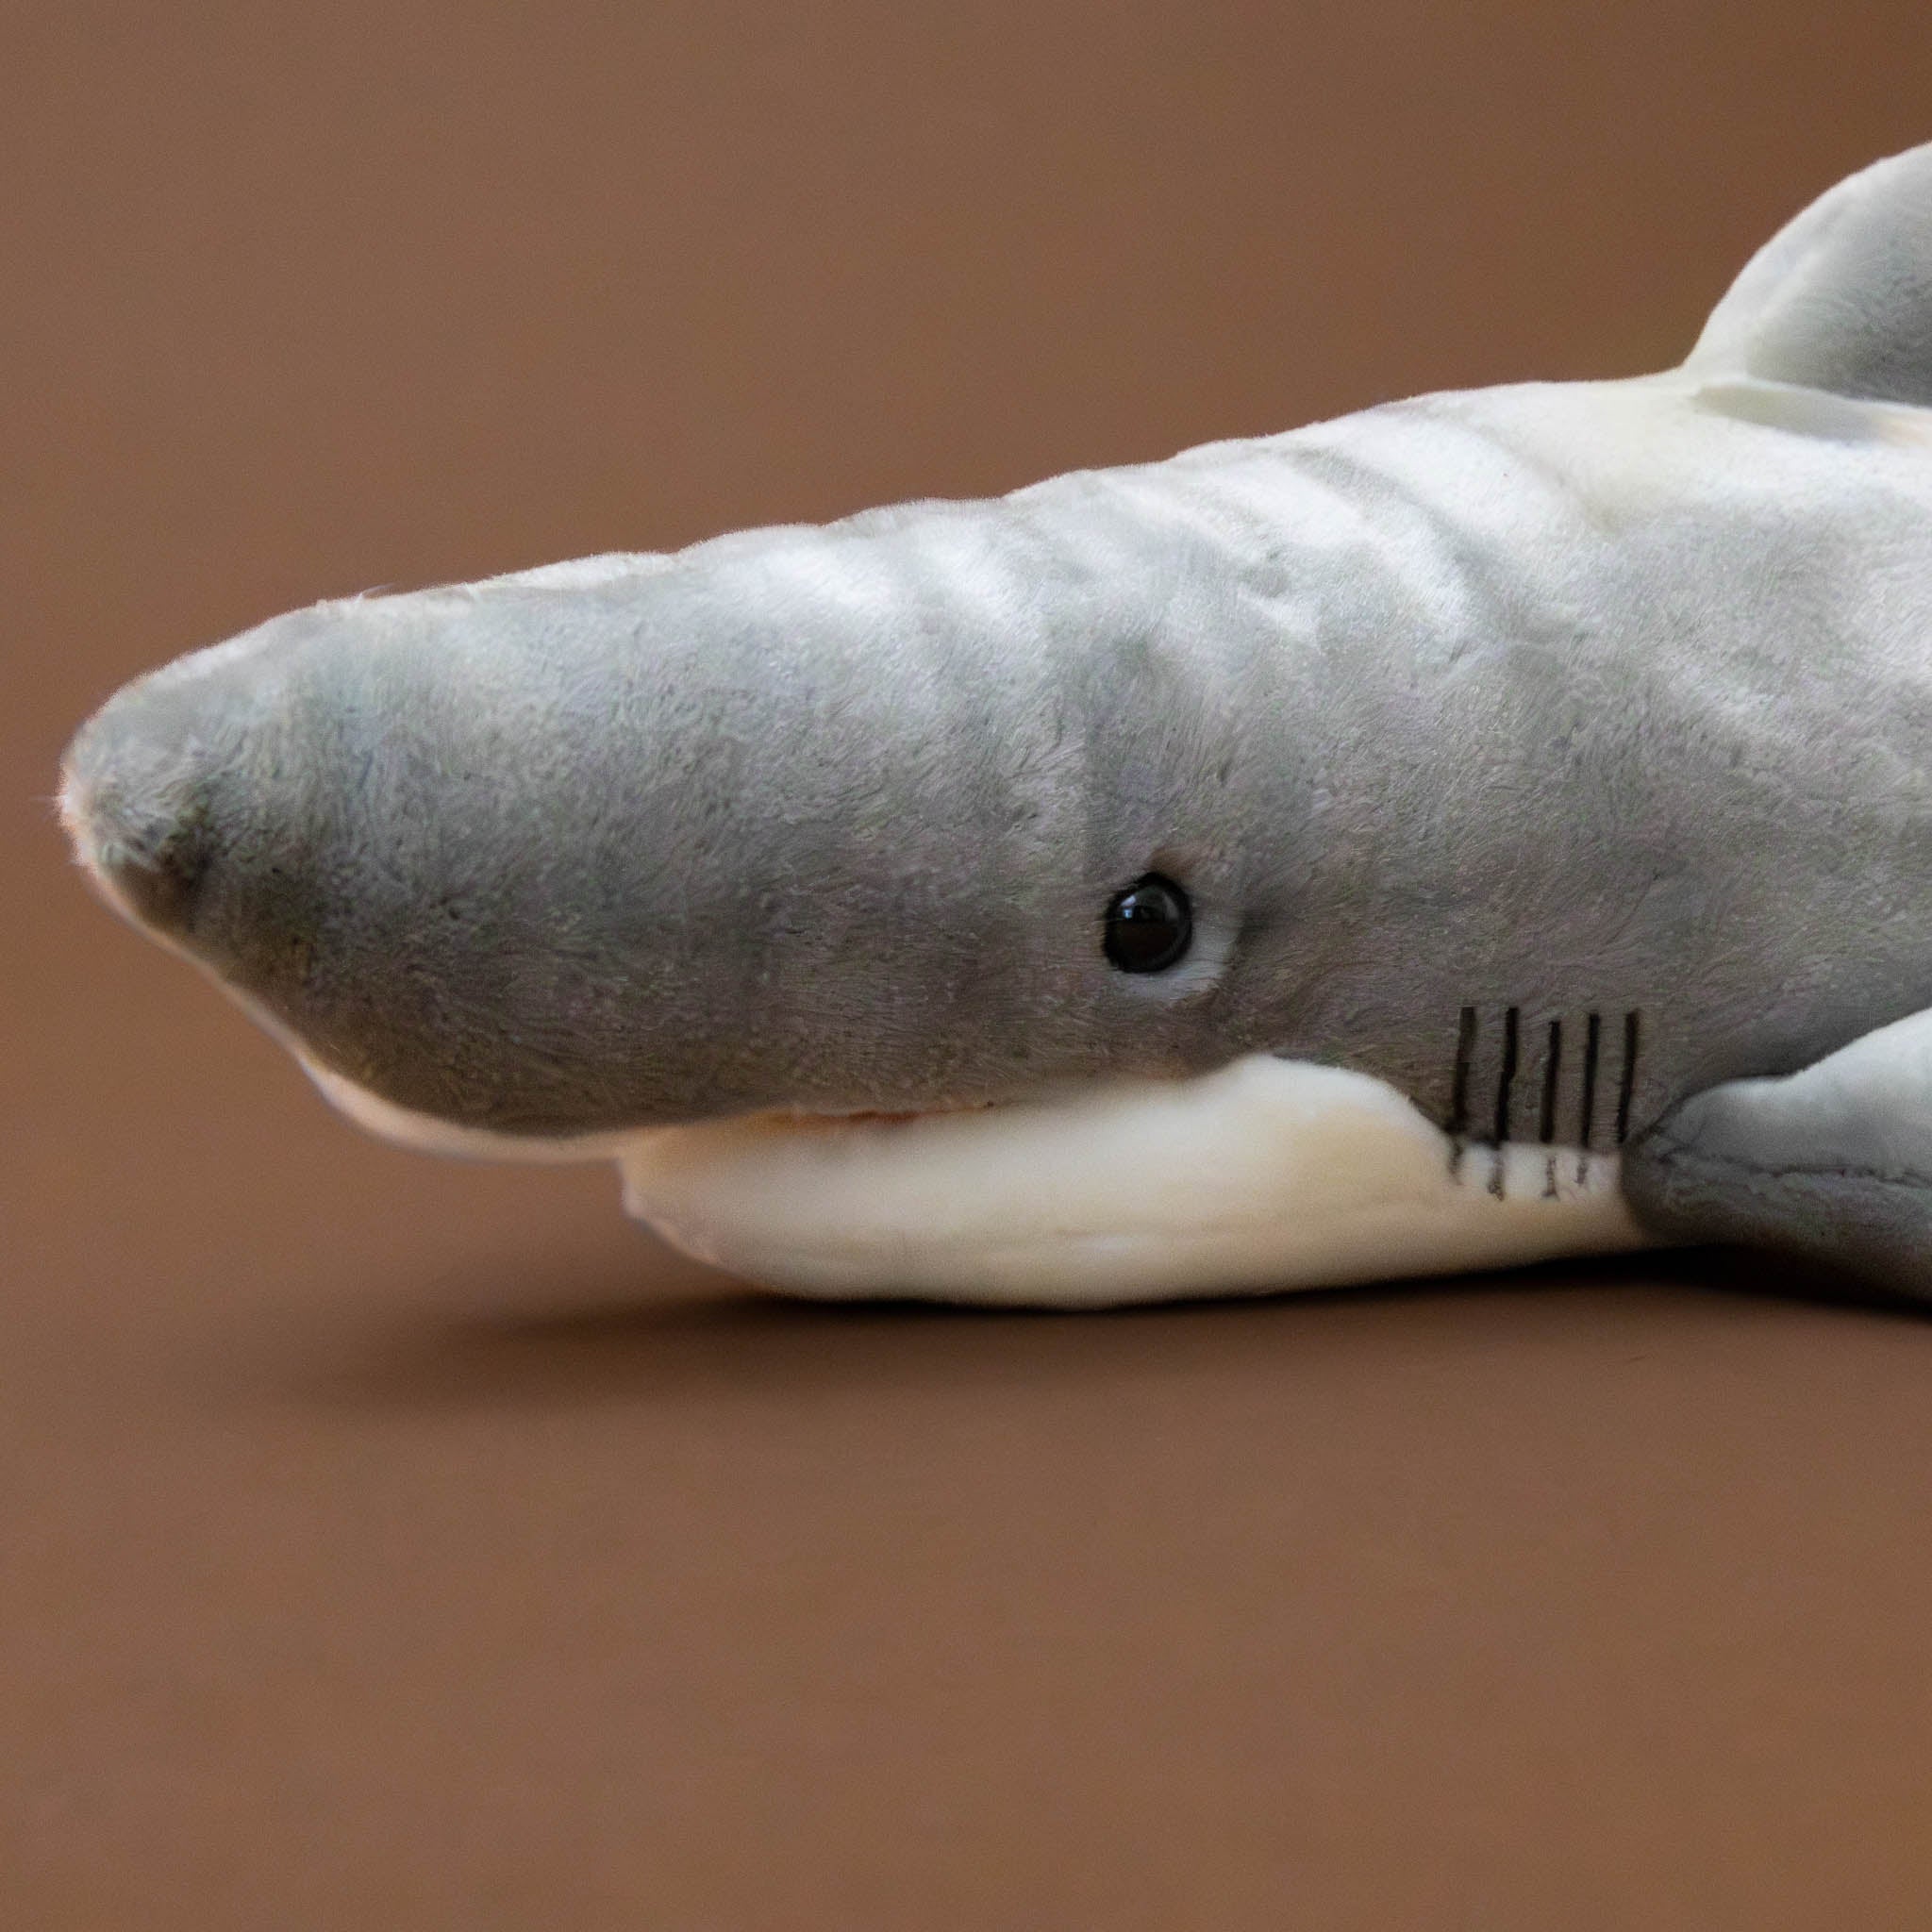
613, 1053, 1645, 1307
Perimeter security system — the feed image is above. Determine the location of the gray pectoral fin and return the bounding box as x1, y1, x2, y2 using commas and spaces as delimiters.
1624, 1008, 1932, 1294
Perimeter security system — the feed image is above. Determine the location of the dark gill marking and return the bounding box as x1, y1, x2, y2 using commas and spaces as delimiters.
1489, 1007, 1520, 1199
1616, 1009, 1641, 1145
1492, 1006, 1520, 1145
1576, 1010, 1602, 1181
1540, 1018, 1563, 1200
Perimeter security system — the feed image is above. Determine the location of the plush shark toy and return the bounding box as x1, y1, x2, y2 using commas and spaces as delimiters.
59, 145, 1932, 1306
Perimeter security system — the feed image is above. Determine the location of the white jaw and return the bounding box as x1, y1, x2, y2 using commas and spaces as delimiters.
612, 1054, 1645, 1307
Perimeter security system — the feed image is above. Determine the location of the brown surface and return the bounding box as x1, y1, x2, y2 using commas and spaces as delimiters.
8, 5, 1932, 1925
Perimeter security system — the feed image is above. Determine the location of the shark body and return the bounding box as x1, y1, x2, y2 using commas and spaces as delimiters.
60, 146, 1932, 1302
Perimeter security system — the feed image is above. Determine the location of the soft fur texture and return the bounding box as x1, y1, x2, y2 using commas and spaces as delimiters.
59, 144, 1932, 1300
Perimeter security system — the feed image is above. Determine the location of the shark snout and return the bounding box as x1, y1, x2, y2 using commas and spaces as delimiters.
60, 605, 332, 945
60, 675, 224, 939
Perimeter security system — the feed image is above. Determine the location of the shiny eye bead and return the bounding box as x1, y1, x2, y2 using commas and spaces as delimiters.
1103, 874, 1193, 974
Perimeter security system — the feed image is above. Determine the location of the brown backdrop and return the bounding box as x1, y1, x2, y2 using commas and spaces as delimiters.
8, 5, 1932, 1926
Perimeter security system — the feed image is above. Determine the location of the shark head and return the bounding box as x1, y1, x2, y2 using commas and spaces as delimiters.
60, 495, 1300, 1142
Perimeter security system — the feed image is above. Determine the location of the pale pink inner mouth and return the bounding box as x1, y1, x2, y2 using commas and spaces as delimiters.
784, 1101, 999, 1128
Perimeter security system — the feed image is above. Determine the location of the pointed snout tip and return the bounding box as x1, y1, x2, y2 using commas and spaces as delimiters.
58, 691, 215, 939
54, 747, 93, 864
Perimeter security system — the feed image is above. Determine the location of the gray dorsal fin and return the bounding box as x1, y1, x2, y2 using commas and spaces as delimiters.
1684, 143, 1932, 407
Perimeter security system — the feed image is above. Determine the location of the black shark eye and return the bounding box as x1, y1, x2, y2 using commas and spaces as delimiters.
1103, 874, 1192, 974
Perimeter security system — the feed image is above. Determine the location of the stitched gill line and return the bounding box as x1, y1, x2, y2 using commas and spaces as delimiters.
1493, 1006, 1520, 1144
1616, 1009, 1641, 1145
1577, 1010, 1601, 1182
1541, 1017, 1562, 1200
1490, 1006, 1520, 1199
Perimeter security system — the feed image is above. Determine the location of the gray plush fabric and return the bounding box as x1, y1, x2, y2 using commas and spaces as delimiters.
1624, 1008, 1932, 1290
58, 143, 1932, 1290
